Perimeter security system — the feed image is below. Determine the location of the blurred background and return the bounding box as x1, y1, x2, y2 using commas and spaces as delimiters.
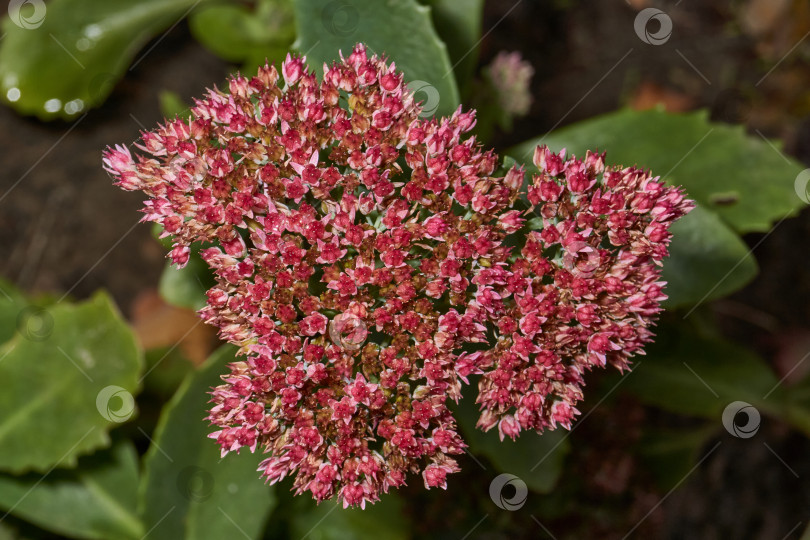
1, 0, 809, 538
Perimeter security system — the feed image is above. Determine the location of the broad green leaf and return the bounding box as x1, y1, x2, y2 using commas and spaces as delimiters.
0, 441, 142, 540
288, 494, 410, 540
292, 0, 460, 117
454, 385, 569, 493
158, 253, 213, 311
508, 108, 806, 233
421, 0, 483, 95
0, 280, 29, 344
784, 374, 810, 438
661, 204, 758, 308
637, 424, 717, 491
622, 322, 785, 420
0, 521, 25, 540
158, 90, 191, 120
151, 222, 173, 250
139, 346, 275, 540
142, 346, 195, 400
0, 292, 142, 473
152, 223, 214, 311
189, 0, 295, 74
467, 77, 508, 143
0, 0, 208, 120
0, 282, 69, 345
0, 512, 45, 539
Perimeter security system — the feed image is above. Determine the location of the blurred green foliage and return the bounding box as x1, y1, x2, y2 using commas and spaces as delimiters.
189, 0, 295, 75
0, 0, 208, 120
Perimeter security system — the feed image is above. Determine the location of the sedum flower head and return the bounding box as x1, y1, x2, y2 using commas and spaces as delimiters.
103, 44, 693, 508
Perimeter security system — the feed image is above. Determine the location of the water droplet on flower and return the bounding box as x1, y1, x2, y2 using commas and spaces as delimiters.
6, 88, 20, 102
44, 98, 61, 113
64, 99, 84, 115
329, 312, 368, 351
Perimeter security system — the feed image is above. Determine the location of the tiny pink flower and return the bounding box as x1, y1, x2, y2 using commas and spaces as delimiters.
486, 51, 534, 117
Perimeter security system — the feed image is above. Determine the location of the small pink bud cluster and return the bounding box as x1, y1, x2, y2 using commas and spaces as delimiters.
471, 145, 694, 440
103, 44, 692, 508
486, 51, 534, 117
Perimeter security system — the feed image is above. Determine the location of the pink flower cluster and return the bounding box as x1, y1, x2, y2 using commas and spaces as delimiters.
103, 44, 693, 508
487, 51, 534, 117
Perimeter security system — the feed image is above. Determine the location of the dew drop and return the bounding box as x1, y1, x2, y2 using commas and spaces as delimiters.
84, 24, 102, 40
6, 88, 20, 102
44, 98, 62, 113
76, 37, 93, 51
64, 99, 84, 115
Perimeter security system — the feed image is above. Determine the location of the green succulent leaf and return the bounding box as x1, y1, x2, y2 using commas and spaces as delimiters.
189, 0, 295, 74
622, 322, 785, 420
158, 90, 191, 119
0, 441, 142, 540
0, 292, 143, 473
661, 204, 758, 308
292, 0, 460, 117
0, 520, 28, 540
506, 109, 795, 306
0, 280, 30, 344
637, 424, 718, 491
288, 494, 410, 540
508, 108, 807, 233
420, 0, 484, 95
151, 223, 214, 311
158, 252, 213, 312
454, 383, 569, 493
139, 346, 276, 540
0, 0, 209, 120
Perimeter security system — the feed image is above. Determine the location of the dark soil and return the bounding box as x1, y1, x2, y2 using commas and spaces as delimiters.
0, 29, 229, 311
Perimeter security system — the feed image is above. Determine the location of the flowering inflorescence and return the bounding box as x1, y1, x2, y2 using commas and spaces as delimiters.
486, 50, 534, 118
103, 44, 693, 508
